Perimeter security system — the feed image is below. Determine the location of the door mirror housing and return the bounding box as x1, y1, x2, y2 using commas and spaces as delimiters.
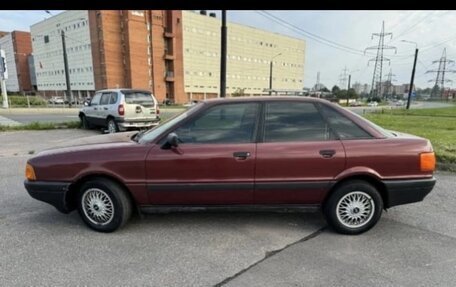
162, 132, 179, 149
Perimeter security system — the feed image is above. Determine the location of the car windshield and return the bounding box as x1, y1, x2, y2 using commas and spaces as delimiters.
137, 103, 204, 144
123, 91, 155, 107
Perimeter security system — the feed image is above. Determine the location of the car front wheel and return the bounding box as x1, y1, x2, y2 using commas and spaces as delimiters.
324, 180, 383, 235
77, 178, 132, 232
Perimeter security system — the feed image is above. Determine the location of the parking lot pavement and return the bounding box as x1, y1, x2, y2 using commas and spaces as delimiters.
1, 129, 455, 286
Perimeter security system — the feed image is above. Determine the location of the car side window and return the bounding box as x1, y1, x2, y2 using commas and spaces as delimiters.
91, 93, 101, 106
173, 103, 259, 144
109, 92, 118, 105
100, 93, 111, 105
320, 105, 373, 140
263, 102, 333, 142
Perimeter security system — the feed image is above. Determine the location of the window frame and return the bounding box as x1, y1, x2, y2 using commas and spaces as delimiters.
316, 102, 375, 140
259, 101, 337, 143
159, 102, 262, 145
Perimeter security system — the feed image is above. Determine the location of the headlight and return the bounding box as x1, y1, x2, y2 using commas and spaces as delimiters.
25, 163, 37, 181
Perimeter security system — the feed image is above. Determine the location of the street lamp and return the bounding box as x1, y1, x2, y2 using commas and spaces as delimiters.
401, 40, 419, 110
269, 53, 282, 95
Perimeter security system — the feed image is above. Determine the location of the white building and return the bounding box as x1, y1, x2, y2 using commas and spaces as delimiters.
0, 33, 20, 92
30, 10, 95, 98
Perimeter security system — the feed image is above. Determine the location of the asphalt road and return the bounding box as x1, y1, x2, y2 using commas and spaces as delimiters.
1, 129, 455, 286
0, 108, 183, 125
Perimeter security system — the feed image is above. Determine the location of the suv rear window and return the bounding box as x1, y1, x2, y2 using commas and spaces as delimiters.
123, 91, 155, 107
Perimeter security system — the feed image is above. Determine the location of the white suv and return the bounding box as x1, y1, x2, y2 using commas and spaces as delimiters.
79, 89, 160, 133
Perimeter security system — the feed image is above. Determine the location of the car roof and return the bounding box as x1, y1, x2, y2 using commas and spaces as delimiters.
201, 96, 331, 105
95, 88, 152, 94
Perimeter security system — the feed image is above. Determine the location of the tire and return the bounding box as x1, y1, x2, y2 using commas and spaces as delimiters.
77, 178, 132, 233
107, 118, 119, 133
80, 114, 91, 129
323, 180, 383, 235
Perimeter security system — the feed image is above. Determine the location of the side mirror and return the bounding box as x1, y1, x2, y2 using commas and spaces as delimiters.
84, 101, 90, 106
162, 132, 179, 149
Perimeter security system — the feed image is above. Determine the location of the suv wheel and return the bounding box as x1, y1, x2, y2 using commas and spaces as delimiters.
77, 178, 132, 232
107, 118, 119, 133
324, 180, 383, 235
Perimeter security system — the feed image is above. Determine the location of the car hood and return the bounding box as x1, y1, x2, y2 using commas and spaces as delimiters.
37, 131, 139, 156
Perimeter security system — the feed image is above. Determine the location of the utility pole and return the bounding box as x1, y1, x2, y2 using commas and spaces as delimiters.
220, 10, 227, 98
365, 21, 396, 98
0, 49, 8, 109
268, 53, 282, 95
61, 30, 72, 107
426, 48, 456, 99
406, 48, 418, 109
346, 74, 351, 106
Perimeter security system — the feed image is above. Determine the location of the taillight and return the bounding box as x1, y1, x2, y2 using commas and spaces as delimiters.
25, 163, 36, 181
420, 152, 435, 172
118, 104, 125, 116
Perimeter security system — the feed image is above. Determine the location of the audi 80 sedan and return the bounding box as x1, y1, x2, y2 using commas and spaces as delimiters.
24, 97, 436, 234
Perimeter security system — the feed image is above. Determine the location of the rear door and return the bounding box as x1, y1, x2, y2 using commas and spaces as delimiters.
98, 92, 113, 125
122, 90, 158, 122
254, 101, 346, 204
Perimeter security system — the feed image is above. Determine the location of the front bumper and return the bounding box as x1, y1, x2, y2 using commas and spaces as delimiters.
24, 180, 72, 213
383, 177, 436, 208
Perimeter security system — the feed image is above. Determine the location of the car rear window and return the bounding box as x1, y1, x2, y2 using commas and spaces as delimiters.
123, 91, 155, 107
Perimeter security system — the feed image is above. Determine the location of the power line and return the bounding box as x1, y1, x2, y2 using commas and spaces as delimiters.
426, 48, 456, 98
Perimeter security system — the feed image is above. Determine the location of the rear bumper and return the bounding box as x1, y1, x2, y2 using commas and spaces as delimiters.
24, 180, 72, 213
116, 117, 160, 130
383, 177, 436, 208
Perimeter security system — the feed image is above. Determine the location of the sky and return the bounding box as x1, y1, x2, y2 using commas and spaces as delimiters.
1, 10, 455, 90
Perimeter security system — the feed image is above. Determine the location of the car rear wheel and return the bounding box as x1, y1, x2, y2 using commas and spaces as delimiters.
77, 178, 132, 232
107, 118, 119, 133
324, 180, 383, 235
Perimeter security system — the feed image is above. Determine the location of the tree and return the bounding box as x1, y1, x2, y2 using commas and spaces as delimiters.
331, 85, 340, 95
321, 86, 330, 93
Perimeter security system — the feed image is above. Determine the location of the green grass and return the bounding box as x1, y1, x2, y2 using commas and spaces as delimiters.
0, 121, 81, 132
365, 109, 456, 166
0, 95, 47, 107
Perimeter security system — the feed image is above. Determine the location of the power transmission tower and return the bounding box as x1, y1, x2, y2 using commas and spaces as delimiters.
365, 21, 397, 98
426, 48, 456, 99
339, 66, 349, 88
384, 69, 396, 99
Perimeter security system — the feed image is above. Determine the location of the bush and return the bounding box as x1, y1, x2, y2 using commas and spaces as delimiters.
0, 95, 47, 107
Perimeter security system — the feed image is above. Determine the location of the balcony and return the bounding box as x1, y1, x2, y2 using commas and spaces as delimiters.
165, 71, 174, 82
164, 31, 175, 38
164, 54, 175, 60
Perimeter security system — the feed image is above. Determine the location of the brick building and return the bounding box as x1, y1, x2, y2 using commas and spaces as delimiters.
31, 10, 305, 104
32, 10, 185, 103
0, 31, 33, 92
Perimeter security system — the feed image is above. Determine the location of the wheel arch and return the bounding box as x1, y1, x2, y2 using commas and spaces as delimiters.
323, 174, 388, 209
66, 173, 137, 214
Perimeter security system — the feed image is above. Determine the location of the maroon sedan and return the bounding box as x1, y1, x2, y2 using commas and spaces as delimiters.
24, 97, 436, 234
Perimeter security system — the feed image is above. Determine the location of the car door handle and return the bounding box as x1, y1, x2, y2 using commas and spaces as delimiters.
233, 151, 251, 160
319, 149, 336, 158
94, 107, 98, 110
103, 107, 108, 110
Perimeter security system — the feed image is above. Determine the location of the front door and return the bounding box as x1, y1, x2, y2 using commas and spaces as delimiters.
145, 102, 260, 205
255, 101, 346, 204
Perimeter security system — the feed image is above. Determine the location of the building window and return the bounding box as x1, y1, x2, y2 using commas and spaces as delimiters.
44, 35, 49, 43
